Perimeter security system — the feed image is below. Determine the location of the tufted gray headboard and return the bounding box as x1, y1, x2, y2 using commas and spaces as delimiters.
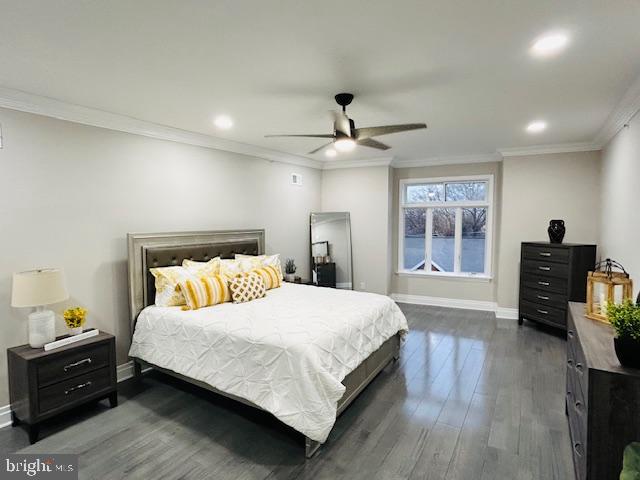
127, 230, 264, 332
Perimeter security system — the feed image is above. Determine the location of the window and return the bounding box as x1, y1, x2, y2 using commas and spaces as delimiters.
399, 175, 493, 278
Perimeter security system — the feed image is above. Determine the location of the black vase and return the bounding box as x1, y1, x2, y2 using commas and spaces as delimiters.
614, 337, 640, 369
547, 219, 566, 244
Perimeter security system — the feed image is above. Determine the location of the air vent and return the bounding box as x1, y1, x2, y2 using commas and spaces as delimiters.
291, 173, 303, 186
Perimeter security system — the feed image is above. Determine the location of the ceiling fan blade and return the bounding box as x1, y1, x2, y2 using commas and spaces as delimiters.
265, 134, 335, 138
308, 142, 334, 155
357, 138, 391, 150
331, 110, 351, 137
354, 123, 427, 140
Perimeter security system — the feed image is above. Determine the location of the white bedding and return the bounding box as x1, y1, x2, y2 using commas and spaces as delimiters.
128, 282, 408, 442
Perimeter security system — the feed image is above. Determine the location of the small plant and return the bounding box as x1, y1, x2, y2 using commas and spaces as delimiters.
621, 442, 640, 480
607, 300, 640, 340
284, 258, 297, 275
63, 306, 87, 329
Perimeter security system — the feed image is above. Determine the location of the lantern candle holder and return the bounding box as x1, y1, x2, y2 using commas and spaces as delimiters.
586, 258, 634, 323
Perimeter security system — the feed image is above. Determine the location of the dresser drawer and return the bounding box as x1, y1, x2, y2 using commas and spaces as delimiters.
520, 300, 567, 328
567, 329, 588, 403
37, 343, 110, 387
38, 367, 112, 414
521, 273, 568, 294
522, 259, 570, 279
521, 288, 567, 309
523, 245, 570, 264
567, 390, 587, 480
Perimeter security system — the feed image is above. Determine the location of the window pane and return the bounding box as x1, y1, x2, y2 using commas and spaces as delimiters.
403, 209, 426, 270
445, 182, 487, 202
405, 183, 444, 203
461, 207, 487, 273
431, 208, 456, 272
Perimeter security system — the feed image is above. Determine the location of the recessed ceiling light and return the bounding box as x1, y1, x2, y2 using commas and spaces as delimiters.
213, 115, 233, 129
531, 32, 569, 57
334, 138, 356, 152
526, 121, 547, 133
325, 148, 337, 158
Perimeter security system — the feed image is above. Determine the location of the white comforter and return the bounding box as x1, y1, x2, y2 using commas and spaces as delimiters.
129, 283, 408, 442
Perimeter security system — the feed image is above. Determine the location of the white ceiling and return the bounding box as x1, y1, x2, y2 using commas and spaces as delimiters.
1, 0, 639, 164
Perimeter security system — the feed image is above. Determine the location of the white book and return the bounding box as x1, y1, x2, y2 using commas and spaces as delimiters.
44, 329, 100, 351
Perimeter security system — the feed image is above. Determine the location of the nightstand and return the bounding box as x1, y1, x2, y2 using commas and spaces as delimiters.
7, 330, 117, 444
284, 277, 314, 285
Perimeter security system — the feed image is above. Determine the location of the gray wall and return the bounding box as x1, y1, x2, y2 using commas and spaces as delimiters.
496, 151, 601, 308
321, 166, 392, 295
600, 115, 640, 298
390, 162, 502, 302
0, 107, 321, 406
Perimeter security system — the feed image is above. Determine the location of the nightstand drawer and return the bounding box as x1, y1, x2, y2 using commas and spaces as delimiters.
39, 367, 112, 414
38, 344, 110, 387
523, 244, 570, 264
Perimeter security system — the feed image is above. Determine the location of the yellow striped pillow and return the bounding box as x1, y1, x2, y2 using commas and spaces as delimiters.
177, 274, 231, 310
252, 266, 282, 290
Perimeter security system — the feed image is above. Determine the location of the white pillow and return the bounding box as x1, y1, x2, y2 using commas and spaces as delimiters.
236, 253, 283, 280
220, 257, 261, 278
182, 257, 221, 276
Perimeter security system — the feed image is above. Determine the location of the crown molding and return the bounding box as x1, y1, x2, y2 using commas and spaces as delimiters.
0, 86, 323, 170
321, 157, 393, 170
594, 72, 640, 147
391, 153, 502, 168
497, 141, 602, 157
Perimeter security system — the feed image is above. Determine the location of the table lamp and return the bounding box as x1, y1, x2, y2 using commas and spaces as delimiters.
11, 268, 69, 348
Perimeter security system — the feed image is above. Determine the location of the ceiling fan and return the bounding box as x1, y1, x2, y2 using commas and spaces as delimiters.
265, 93, 427, 154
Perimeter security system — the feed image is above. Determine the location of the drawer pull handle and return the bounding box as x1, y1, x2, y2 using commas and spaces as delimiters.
64, 381, 92, 395
567, 359, 574, 367
568, 330, 574, 338
538, 281, 550, 286
576, 363, 583, 372
539, 252, 552, 257
537, 295, 550, 300
538, 266, 551, 271
63, 358, 92, 372
575, 400, 583, 410
537, 309, 549, 315
574, 442, 583, 456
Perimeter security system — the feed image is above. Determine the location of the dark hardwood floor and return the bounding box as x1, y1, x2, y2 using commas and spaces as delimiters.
1, 304, 574, 479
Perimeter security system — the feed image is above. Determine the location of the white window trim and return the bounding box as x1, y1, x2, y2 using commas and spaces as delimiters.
398, 174, 494, 280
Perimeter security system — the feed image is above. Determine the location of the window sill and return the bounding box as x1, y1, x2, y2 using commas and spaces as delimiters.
396, 270, 493, 282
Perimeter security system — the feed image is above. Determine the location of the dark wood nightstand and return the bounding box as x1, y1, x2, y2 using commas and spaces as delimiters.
7, 330, 117, 444
284, 277, 315, 285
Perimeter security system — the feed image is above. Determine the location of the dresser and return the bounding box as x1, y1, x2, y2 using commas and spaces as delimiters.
518, 242, 596, 330
566, 303, 640, 479
314, 262, 337, 288
7, 331, 117, 443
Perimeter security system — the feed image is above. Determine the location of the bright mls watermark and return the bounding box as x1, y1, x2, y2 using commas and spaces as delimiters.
1, 454, 77, 479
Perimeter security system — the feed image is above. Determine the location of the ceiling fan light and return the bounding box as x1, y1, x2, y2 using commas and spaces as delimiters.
325, 148, 337, 158
334, 138, 356, 152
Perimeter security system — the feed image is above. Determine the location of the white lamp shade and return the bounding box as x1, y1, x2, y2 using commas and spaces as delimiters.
11, 268, 69, 307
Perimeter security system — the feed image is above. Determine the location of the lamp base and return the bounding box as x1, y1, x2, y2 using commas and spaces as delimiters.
28, 309, 56, 348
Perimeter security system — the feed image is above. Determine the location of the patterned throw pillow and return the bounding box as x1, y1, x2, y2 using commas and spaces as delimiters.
228, 272, 266, 303
149, 266, 193, 307
236, 254, 283, 280
182, 257, 221, 276
177, 274, 231, 310
252, 265, 282, 290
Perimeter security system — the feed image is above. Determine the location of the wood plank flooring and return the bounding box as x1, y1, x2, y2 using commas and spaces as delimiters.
0, 304, 574, 479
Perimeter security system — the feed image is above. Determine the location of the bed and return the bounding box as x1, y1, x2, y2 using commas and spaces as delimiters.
126, 229, 408, 457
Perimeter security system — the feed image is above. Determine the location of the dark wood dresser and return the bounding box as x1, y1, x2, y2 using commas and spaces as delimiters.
7, 331, 117, 443
314, 262, 337, 288
566, 303, 640, 480
518, 242, 596, 330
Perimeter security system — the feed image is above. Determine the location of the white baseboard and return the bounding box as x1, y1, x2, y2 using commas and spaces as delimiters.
391, 293, 518, 320
0, 360, 144, 429
495, 307, 519, 320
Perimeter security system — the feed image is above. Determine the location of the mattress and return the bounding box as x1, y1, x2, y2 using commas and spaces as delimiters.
128, 282, 408, 442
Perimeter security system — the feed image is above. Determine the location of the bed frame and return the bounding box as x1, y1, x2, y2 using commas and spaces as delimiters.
127, 229, 400, 458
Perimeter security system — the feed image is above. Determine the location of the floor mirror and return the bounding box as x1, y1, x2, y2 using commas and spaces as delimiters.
310, 212, 353, 289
